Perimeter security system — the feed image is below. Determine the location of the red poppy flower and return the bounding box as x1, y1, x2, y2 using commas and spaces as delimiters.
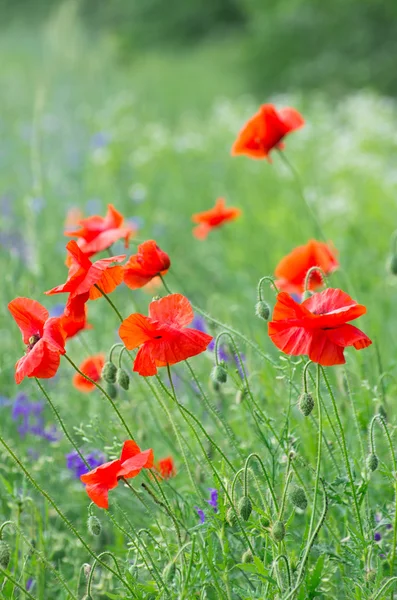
275, 240, 339, 294
65, 204, 135, 256
8, 298, 67, 384
156, 456, 176, 479
268, 288, 372, 366
123, 240, 170, 289
73, 354, 105, 392
119, 294, 213, 376
59, 296, 92, 340
231, 104, 304, 161
45, 241, 125, 303
192, 198, 241, 240
80, 439, 153, 508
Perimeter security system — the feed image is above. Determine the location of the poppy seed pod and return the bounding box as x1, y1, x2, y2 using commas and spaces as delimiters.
255, 300, 270, 321
389, 254, 397, 276
87, 515, 102, 536
116, 368, 130, 390
238, 496, 252, 521
289, 486, 308, 511
299, 392, 314, 417
0, 540, 10, 569
271, 520, 285, 542
211, 364, 227, 385
105, 382, 118, 399
367, 453, 379, 472
101, 361, 117, 383
242, 549, 253, 563
226, 507, 238, 527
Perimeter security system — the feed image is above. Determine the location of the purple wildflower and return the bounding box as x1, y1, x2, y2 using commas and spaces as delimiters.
11, 394, 61, 441
26, 578, 34, 592
386, 524, 393, 531
374, 532, 382, 542
195, 507, 206, 524
206, 488, 219, 512
49, 304, 65, 318
66, 450, 106, 479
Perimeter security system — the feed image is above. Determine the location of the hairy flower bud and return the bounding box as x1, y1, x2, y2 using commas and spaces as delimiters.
242, 549, 253, 563
87, 515, 102, 536
0, 540, 10, 569
271, 520, 285, 542
289, 486, 308, 511
226, 507, 237, 527
389, 254, 397, 276
255, 301, 270, 321
101, 361, 117, 383
116, 368, 130, 391
367, 453, 379, 472
260, 516, 270, 528
105, 382, 118, 399
238, 496, 252, 521
299, 392, 314, 417
211, 364, 227, 385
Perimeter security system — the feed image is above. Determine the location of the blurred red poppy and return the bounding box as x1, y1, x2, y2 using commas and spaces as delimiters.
156, 456, 176, 479
8, 297, 67, 384
45, 240, 125, 303
268, 288, 372, 366
275, 240, 339, 294
73, 354, 105, 392
231, 104, 304, 161
192, 198, 241, 240
123, 240, 170, 289
80, 439, 153, 508
65, 204, 135, 256
119, 294, 213, 376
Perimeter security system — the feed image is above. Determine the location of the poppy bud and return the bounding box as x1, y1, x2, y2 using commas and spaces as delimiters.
238, 496, 252, 521
87, 515, 102, 536
101, 361, 117, 383
105, 382, 118, 399
367, 453, 379, 472
0, 540, 10, 569
289, 486, 308, 511
163, 561, 176, 582
271, 520, 285, 542
299, 392, 314, 417
226, 507, 237, 527
242, 549, 253, 563
211, 365, 227, 385
83, 563, 91, 579
236, 388, 247, 405
116, 368, 130, 390
388, 254, 397, 276
255, 301, 270, 321
260, 516, 270, 528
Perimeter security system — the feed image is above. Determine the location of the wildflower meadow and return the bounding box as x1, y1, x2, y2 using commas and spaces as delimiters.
2, 8, 397, 600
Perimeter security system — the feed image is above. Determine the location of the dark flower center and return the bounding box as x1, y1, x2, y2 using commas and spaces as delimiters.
27, 334, 40, 351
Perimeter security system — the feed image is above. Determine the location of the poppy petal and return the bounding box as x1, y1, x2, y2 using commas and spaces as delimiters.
303, 289, 366, 327
150, 328, 213, 366
148, 294, 194, 328
14, 342, 45, 384
8, 298, 49, 343
89, 265, 125, 300
43, 317, 67, 354
118, 449, 154, 478
81, 227, 134, 255
29, 345, 61, 380
119, 314, 159, 349
193, 223, 211, 240
120, 440, 141, 462
325, 324, 372, 350
271, 292, 311, 322
308, 330, 346, 366
133, 345, 158, 376
278, 107, 305, 132
268, 321, 312, 357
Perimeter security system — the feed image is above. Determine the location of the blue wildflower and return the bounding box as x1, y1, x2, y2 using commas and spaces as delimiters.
206, 488, 219, 512
374, 532, 382, 542
66, 450, 106, 479
195, 507, 206, 524
11, 393, 61, 442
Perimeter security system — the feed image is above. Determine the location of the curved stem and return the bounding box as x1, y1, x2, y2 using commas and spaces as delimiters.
86, 551, 132, 598
94, 284, 123, 322
303, 267, 327, 293
244, 453, 279, 511
372, 577, 397, 600
257, 276, 279, 300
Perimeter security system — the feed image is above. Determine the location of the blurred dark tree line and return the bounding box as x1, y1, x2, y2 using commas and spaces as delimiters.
1, 0, 396, 95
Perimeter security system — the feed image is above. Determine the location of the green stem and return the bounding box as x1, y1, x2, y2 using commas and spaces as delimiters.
94, 283, 123, 322
372, 577, 397, 600
64, 353, 134, 439
87, 551, 134, 599
35, 378, 90, 469
0, 565, 36, 600
303, 266, 327, 293
0, 435, 134, 594
321, 367, 364, 539
257, 276, 279, 299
